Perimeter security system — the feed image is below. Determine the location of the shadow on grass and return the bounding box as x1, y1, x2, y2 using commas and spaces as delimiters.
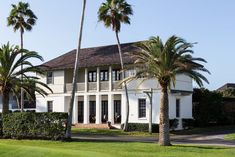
173, 144, 232, 150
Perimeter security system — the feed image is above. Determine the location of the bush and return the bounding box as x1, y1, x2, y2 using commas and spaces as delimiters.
182, 118, 195, 129
2, 112, 67, 140
121, 119, 179, 132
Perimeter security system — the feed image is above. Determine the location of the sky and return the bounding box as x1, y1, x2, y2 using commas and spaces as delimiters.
0, 0, 235, 90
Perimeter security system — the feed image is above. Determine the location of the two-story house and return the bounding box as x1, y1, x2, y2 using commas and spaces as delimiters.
36, 42, 193, 127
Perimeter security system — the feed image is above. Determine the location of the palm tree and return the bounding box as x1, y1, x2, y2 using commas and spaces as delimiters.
124, 36, 210, 146
65, 0, 87, 139
98, 0, 133, 131
0, 43, 52, 114
7, 1, 37, 112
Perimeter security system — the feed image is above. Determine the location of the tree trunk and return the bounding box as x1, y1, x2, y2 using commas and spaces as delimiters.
20, 29, 24, 112
115, 31, 130, 132
159, 84, 171, 146
65, 0, 86, 139
2, 89, 10, 114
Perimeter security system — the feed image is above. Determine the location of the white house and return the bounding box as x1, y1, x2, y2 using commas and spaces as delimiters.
36, 42, 193, 127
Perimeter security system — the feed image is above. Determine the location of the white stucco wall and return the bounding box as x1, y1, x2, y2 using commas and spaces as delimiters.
36, 95, 65, 112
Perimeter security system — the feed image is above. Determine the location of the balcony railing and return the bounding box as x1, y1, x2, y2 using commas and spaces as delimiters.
65, 83, 85, 92
112, 81, 122, 90
88, 82, 97, 91
100, 81, 109, 91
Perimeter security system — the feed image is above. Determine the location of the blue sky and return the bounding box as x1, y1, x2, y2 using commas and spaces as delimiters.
0, 0, 234, 90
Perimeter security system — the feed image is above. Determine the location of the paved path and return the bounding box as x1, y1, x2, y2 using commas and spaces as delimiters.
72, 132, 235, 147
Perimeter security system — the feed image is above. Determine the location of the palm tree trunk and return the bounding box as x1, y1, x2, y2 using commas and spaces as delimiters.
159, 84, 171, 146
2, 89, 10, 114
20, 29, 24, 112
65, 0, 86, 139
115, 31, 130, 132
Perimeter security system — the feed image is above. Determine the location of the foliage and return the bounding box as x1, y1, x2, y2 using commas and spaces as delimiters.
120, 120, 178, 133
7, 1, 37, 33
0, 43, 52, 113
98, 0, 133, 32
1, 112, 67, 140
219, 88, 235, 98
182, 118, 195, 129
193, 88, 225, 126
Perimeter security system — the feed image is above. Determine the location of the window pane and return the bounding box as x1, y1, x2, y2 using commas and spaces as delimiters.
47, 101, 53, 112
47, 72, 53, 84
138, 99, 146, 118
176, 99, 180, 118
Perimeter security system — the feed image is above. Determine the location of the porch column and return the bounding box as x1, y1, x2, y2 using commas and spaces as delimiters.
109, 66, 112, 91
83, 95, 89, 124
96, 94, 101, 124
121, 93, 126, 124
85, 68, 88, 92
108, 94, 114, 124
97, 67, 100, 92
72, 96, 78, 124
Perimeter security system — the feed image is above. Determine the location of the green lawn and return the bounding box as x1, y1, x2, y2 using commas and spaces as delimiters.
225, 133, 235, 140
0, 140, 234, 157
72, 128, 158, 136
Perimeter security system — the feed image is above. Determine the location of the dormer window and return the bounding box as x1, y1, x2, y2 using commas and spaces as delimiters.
47, 71, 54, 84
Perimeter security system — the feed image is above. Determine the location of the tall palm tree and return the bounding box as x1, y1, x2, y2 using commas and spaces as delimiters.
65, 0, 87, 139
0, 43, 52, 114
7, 1, 37, 112
124, 36, 210, 146
98, 0, 133, 131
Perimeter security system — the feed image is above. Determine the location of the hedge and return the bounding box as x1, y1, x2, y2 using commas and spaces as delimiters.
1, 112, 67, 140
121, 119, 179, 132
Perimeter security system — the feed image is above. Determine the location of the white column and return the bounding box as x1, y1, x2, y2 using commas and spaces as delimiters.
97, 67, 100, 92
108, 94, 114, 124
121, 93, 126, 124
83, 95, 89, 124
85, 68, 88, 92
109, 66, 112, 91
96, 94, 101, 124
72, 96, 78, 124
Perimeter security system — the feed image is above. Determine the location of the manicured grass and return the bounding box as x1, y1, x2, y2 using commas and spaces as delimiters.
72, 128, 158, 136
0, 140, 234, 157
225, 133, 235, 140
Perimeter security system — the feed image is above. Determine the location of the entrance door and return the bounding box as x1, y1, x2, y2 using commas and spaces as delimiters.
114, 100, 121, 123
78, 101, 84, 123
101, 101, 108, 123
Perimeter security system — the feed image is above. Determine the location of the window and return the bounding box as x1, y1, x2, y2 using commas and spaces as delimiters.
112, 69, 121, 81
100, 70, 109, 81
47, 72, 53, 84
47, 101, 53, 112
125, 69, 136, 78
88, 71, 97, 82
138, 99, 146, 118
176, 99, 180, 118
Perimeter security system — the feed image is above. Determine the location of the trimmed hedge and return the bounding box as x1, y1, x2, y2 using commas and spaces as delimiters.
182, 118, 195, 129
1, 112, 67, 140
121, 119, 179, 132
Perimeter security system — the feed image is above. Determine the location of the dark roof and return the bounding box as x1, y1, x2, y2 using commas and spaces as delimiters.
217, 83, 235, 91
41, 42, 139, 70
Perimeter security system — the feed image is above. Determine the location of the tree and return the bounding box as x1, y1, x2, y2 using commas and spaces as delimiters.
65, 0, 87, 139
124, 36, 210, 146
7, 1, 38, 112
0, 43, 52, 114
98, 0, 133, 131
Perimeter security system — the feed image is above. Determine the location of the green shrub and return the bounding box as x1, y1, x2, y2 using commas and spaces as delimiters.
182, 118, 195, 129
2, 112, 67, 140
121, 119, 178, 132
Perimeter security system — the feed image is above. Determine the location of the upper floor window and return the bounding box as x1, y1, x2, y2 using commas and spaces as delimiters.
88, 71, 97, 82
112, 69, 121, 81
125, 69, 136, 78
100, 70, 109, 81
138, 99, 146, 118
176, 99, 180, 118
47, 101, 53, 112
47, 72, 53, 84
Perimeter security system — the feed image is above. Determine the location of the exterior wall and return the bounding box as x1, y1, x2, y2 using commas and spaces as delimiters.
36, 67, 193, 127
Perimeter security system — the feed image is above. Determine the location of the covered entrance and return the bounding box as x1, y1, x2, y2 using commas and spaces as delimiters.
101, 100, 108, 123
78, 101, 84, 123
114, 100, 121, 123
